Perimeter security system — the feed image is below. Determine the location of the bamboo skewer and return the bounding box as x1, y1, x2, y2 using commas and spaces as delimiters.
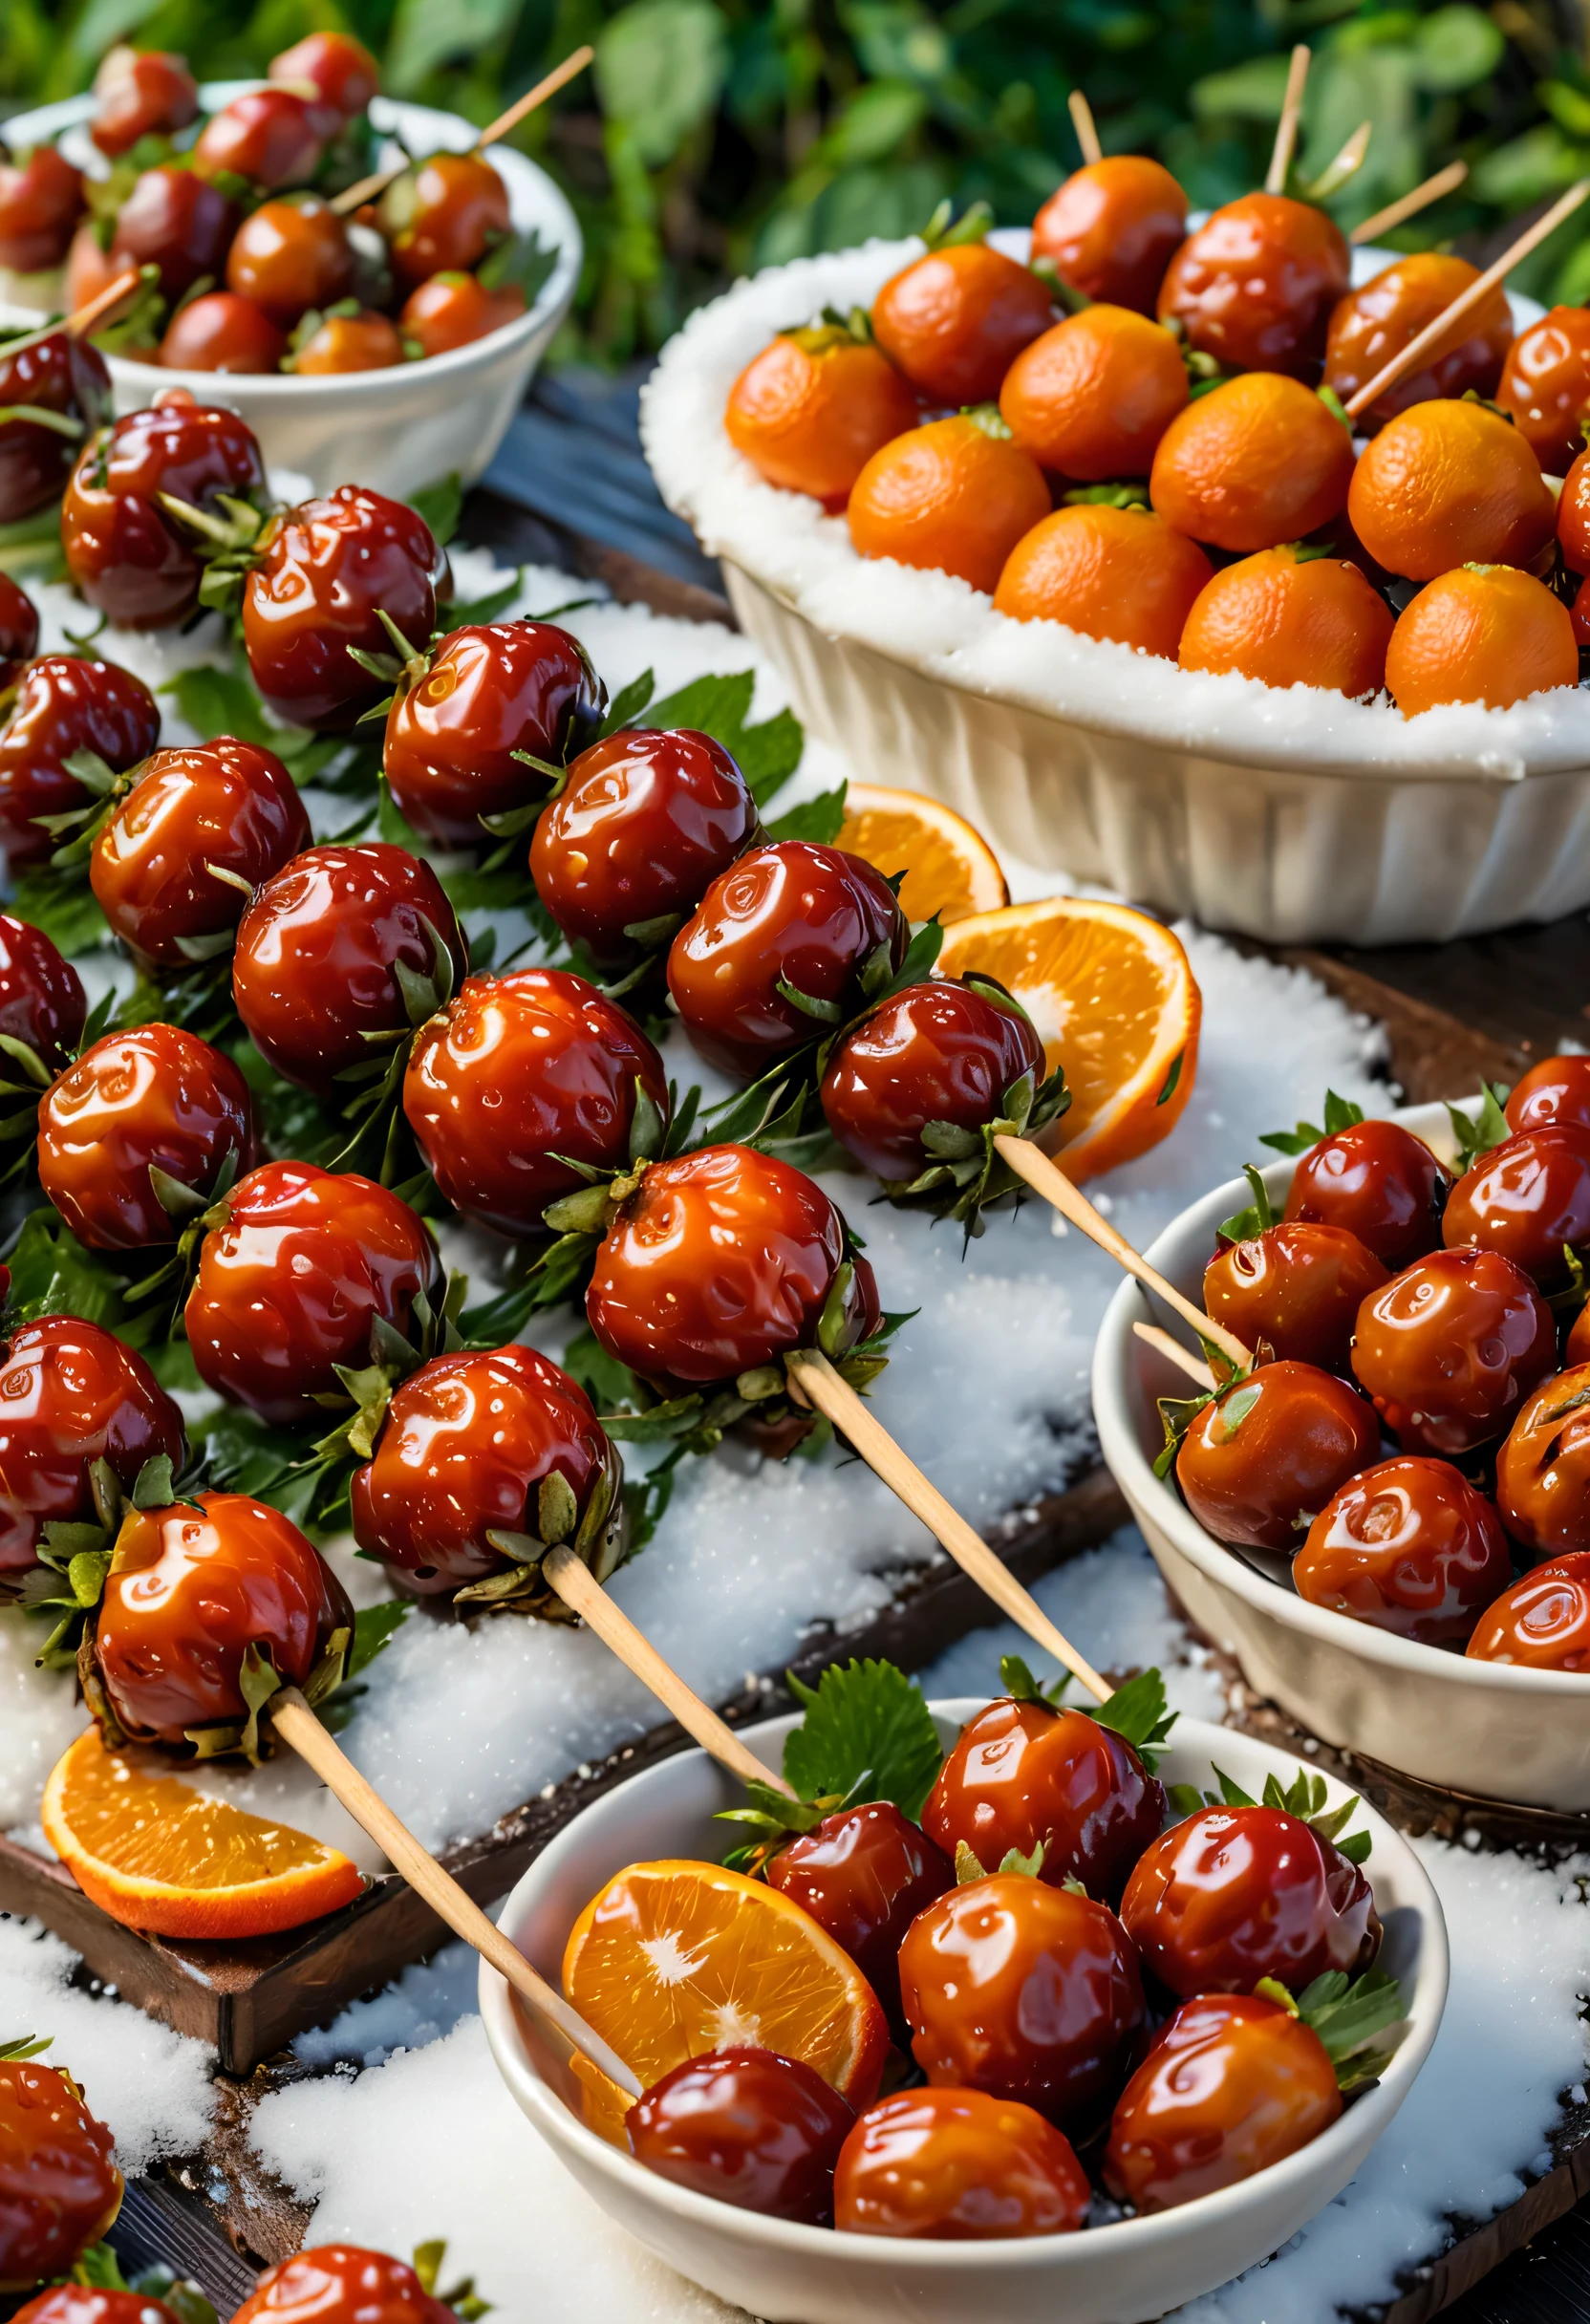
542, 1546, 793, 1796
784, 1348, 1110, 1704
1349, 158, 1467, 245
269, 1686, 642, 2098
1132, 1321, 1215, 1388
332, 43, 593, 215
1307, 118, 1371, 203
992, 1133, 1253, 1370
1068, 90, 1104, 168
1344, 178, 1590, 420
1265, 45, 1311, 196
1, 266, 148, 361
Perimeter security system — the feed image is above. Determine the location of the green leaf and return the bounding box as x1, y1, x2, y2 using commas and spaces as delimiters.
954, 1838, 986, 1883
782, 1657, 942, 1818
477, 228, 557, 309
407, 472, 463, 547
1084, 1666, 1177, 1770
1448, 1084, 1513, 1174
160, 662, 273, 749
5, 1208, 131, 1328
348, 1599, 411, 1680
7, 872, 110, 959
71, 2245, 129, 2292
1257, 1088, 1364, 1155
1411, 5, 1504, 91
0, 2034, 51, 2059
766, 784, 847, 845
600, 670, 656, 737
1296, 1966, 1407, 2080
1217, 1162, 1275, 1244
999, 1651, 1067, 1707
596, 0, 730, 170
439, 574, 522, 634
639, 670, 803, 807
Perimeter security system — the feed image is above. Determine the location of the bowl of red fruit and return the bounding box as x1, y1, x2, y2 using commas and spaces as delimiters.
480, 1665, 1445, 2324
0, 39, 579, 499
1094, 1059, 1590, 1812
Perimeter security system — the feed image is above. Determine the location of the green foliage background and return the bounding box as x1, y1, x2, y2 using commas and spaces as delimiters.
6, 0, 1590, 362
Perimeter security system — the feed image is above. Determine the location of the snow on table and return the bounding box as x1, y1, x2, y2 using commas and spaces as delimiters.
1, 556, 1581, 2323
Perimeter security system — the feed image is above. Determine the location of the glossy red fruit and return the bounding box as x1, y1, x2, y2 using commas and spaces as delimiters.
0, 142, 84, 273
269, 32, 380, 122
379, 153, 511, 290
870, 243, 1056, 406
185, 1162, 441, 1424
587, 1143, 880, 1390
1283, 1118, 1450, 1268
529, 726, 759, 968
1442, 1126, 1590, 1288
0, 2055, 122, 2289
93, 1491, 354, 1743
1507, 1055, 1590, 1137
0, 1316, 183, 1581
403, 968, 667, 1237
351, 1343, 619, 1596
819, 979, 1045, 1184
1120, 1802, 1380, 1996
1030, 156, 1189, 317
628, 2048, 855, 2225
0, 656, 160, 872
1204, 1220, 1388, 1371
900, 1874, 1145, 2129
62, 398, 267, 631
1156, 191, 1350, 377
91, 49, 199, 157
0, 330, 111, 524
1496, 305, 1590, 475
835, 2086, 1089, 2240
384, 620, 606, 846
0, 912, 85, 1069
158, 291, 287, 375
1175, 1361, 1380, 1551
232, 844, 466, 1095
0, 573, 36, 687
196, 89, 322, 191
90, 738, 311, 968
242, 487, 438, 732
767, 1803, 954, 2036
669, 843, 908, 1081
1467, 1550, 1590, 1668
1495, 1362, 1590, 1559
37, 1024, 255, 1252
226, 197, 353, 329
292, 311, 405, 375
1351, 1247, 1557, 1455
12, 2290, 179, 2324
109, 164, 237, 301
1105, 1992, 1342, 2213
230, 2249, 453, 2324
399, 271, 525, 356
923, 1695, 1164, 1904
1296, 1455, 1514, 1643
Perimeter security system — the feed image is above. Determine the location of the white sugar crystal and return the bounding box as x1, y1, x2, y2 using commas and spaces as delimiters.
0, 1611, 89, 1833
0, 1918, 213, 2173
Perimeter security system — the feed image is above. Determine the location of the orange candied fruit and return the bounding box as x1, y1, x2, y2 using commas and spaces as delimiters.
1347, 397, 1557, 582
1029, 155, 1188, 316
1178, 547, 1394, 699
725, 325, 919, 508
1557, 444, 1590, 580
870, 241, 1055, 408
994, 503, 1213, 659
1323, 254, 1513, 427
1156, 191, 1349, 378
1496, 306, 1590, 478
1149, 373, 1354, 553
849, 413, 1052, 594
999, 306, 1187, 481
1385, 565, 1578, 717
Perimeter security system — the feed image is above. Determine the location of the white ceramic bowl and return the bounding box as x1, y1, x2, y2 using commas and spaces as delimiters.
640, 231, 1578, 948
480, 1700, 1447, 2324
0, 85, 581, 500
1092, 1098, 1590, 1811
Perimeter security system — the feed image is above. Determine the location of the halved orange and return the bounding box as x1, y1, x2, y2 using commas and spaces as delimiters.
837, 783, 1008, 926
563, 1860, 889, 2137
936, 894, 1200, 1180
41, 1726, 365, 1939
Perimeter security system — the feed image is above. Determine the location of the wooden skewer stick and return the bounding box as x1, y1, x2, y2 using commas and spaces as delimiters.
784, 1348, 1110, 1704
992, 1132, 1253, 1370
333, 43, 593, 214
1265, 44, 1311, 196
1068, 90, 1104, 168
269, 1685, 642, 2098
542, 1546, 794, 1797
1, 266, 148, 361
1132, 1320, 1215, 1388
1344, 178, 1590, 420
1307, 118, 1371, 202
1349, 158, 1467, 246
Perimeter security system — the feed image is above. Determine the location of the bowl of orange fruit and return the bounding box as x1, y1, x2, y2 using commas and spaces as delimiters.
480, 1664, 1446, 2324
640, 150, 1590, 948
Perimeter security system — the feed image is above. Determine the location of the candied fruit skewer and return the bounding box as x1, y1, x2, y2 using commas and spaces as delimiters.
1349, 159, 1467, 245
330, 44, 593, 214
1264, 45, 1311, 196
1133, 1320, 1215, 1386
1067, 90, 1103, 167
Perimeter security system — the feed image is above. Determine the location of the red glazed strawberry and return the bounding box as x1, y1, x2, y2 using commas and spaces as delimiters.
91, 48, 199, 157
0, 656, 159, 872
768, 1802, 954, 2038
37, 1022, 255, 1251
0, 1316, 183, 1582
1174, 1361, 1379, 1551
1351, 1247, 1556, 1455
835, 2087, 1089, 2240
230, 2248, 455, 2324
242, 487, 438, 732
0, 2051, 122, 2289
0, 329, 110, 525
0, 143, 85, 275
0, 573, 39, 687
62, 397, 267, 631
629, 2050, 856, 2226
1283, 1116, 1450, 1268
0, 913, 85, 1071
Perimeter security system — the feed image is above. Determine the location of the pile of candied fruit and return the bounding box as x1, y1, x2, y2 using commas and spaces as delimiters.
724, 156, 1590, 716
0, 33, 547, 376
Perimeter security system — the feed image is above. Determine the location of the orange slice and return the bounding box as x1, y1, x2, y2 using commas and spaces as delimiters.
936, 895, 1200, 1180
563, 1860, 889, 2136
837, 783, 1008, 926
41, 1726, 365, 1939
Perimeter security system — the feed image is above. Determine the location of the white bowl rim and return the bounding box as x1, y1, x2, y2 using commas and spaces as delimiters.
480, 1701, 1449, 2273
1092, 1094, 1590, 1697
3, 85, 581, 396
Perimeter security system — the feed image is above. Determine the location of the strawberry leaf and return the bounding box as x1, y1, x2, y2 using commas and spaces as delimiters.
782, 1656, 942, 1818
